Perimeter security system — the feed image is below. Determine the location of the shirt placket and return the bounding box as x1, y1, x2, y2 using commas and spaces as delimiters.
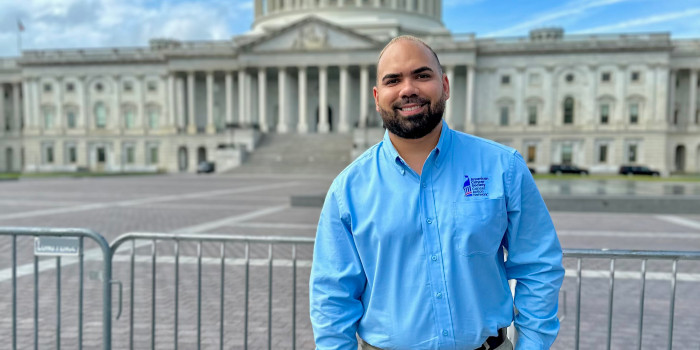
420, 152, 456, 349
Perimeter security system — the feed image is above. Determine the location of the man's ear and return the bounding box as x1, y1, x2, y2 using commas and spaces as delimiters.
373, 86, 380, 111
442, 73, 450, 100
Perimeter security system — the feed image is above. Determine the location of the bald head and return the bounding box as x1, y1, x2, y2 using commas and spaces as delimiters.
376, 35, 442, 84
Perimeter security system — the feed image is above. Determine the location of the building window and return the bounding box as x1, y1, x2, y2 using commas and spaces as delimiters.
149, 146, 159, 165
67, 110, 77, 129
696, 109, 699, 124
599, 144, 608, 163
565, 73, 575, 83
600, 104, 610, 124
501, 75, 510, 85
673, 108, 679, 125
65, 83, 75, 92
628, 144, 637, 163
95, 102, 107, 128
629, 103, 639, 124
527, 105, 537, 125
95, 83, 104, 93
45, 146, 54, 164
563, 97, 574, 124
499, 106, 509, 126
123, 108, 135, 129
43, 107, 54, 129
562, 144, 573, 164
148, 109, 159, 129
527, 145, 536, 163
601, 72, 611, 82
147, 81, 158, 92
43, 83, 52, 93
67, 146, 77, 164
123, 81, 133, 92
631, 71, 641, 82
125, 146, 135, 164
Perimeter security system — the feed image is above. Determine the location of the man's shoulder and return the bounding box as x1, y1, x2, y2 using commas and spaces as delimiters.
450, 129, 517, 157
330, 141, 382, 189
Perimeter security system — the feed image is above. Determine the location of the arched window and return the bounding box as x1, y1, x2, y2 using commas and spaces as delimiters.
95, 102, 107, 128
563, 97, 574, 124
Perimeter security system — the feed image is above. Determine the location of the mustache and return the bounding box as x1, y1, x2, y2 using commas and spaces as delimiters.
392, 96, 430, 109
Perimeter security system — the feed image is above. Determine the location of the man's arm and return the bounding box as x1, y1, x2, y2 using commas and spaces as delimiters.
310, 186, 366, 350
504, 152, 565, 349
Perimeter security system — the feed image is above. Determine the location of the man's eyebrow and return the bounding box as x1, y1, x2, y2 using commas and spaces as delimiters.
381, 66, 434, 82
412, 66, 433, 75
381, 73, 401, 82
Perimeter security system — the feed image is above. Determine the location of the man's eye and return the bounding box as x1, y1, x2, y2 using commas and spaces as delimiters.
417, 74, 430, 79
385, 79, 398, 85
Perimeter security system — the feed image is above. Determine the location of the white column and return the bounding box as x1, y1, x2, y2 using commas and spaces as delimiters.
465, 65, 475, 132
444, 66, 454, 125
187, 72, 196, 133
435, 1, 441, 19
138, 76, 146, 131
406, 0, 413, 11
668, 69, 676, 124
168, 73, 176, 129
206, 71, 215, 133
55, 78, 64, 131
176, 76, 185, 130
225, 72, 233, 126
244, 72, 252, 124
338, 65, 349, 132
390, 0, 398, 9
355, 0, 362, 5
615, 65, 627, 125
0, 84, 5, 132
277, 67, 289, 133
22, 81, 31, 130
113, 76, 121, 131
418, 0, 425, 13
374, 0, 381, 6
589, 66, 598, 125
238, 70, 246, 126
32, 80, 40, 132
545, 67, 555, 128
318, 66, 329, 133
515, 68, 524, 126
297, 66, 308, 133
79, 77, 88, 130
14, 83, 22, 132
359, 65, 369, 128
257, 68, 268, 132
655, 66, 668, 123
689, 69, 697, 124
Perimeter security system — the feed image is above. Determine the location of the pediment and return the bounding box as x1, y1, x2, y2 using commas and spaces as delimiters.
242, 17, 381, 53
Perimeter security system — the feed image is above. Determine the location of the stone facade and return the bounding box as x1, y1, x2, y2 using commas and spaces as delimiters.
0, 0, 699, 174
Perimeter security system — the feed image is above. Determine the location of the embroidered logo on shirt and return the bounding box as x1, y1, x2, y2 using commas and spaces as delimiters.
463, 175, 489, 197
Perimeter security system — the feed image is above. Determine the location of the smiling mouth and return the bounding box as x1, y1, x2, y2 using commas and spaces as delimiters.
396, 103, 427, 115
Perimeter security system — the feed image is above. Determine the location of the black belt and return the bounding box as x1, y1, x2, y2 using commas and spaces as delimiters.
474, 327, 507, 350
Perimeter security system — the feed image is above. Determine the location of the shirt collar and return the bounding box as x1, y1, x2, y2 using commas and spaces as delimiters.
381, 120, 453, 174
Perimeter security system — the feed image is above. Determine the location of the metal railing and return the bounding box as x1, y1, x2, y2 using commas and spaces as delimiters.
0, 227, 114, 350
562, 249, 700, 350
109, 232, 315, 350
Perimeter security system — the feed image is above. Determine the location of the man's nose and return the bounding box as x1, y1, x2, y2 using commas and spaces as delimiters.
399, 79, 419, 98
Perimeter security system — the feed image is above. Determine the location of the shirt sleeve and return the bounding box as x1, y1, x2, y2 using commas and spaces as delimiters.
503, 152, 565, 350
310, 184, 366, 350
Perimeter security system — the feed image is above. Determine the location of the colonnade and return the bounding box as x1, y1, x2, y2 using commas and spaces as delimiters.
255, 0, 441, 21
668, 68, 699, 125
0, 83, 23, 133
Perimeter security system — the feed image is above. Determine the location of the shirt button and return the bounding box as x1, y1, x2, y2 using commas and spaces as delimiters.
431, 255, 438, 261
426, 218, 433, 224
422, 182, 427, 188
400, 169, 405, 175
442, 330, 449, 336
435, 292, 442, 299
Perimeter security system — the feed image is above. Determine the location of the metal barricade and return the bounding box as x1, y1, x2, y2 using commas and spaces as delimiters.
561, 249, 700, 350
110, 232, 315, 350
0, 227, 115, 350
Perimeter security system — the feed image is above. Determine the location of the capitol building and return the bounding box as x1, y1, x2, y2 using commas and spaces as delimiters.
1, 0, 699, 175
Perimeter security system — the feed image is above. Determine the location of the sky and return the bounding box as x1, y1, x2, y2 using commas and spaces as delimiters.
1, 0, 699, 57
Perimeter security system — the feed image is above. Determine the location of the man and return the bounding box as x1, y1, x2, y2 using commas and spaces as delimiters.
310, 36, 564, 350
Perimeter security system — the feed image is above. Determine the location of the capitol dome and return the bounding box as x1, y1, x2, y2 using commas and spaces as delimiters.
250, 0, 449, 40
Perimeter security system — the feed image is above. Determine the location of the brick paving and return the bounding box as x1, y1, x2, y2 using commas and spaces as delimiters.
0, 174, 698, 349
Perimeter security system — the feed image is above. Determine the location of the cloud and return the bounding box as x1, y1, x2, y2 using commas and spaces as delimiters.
483, 0, 634, 37
0, 0, 252, 57
574, 8, 700, 33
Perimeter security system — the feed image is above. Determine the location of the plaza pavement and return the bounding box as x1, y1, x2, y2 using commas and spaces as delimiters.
0, 174, 698, 349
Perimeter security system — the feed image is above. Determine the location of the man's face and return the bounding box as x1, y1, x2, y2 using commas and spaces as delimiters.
373, 40, 449, 139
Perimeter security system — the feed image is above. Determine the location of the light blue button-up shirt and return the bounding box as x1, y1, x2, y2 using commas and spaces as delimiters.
310, 122, 564, 350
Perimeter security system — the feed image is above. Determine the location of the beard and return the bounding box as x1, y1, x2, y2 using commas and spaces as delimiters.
379, 94, 446, 139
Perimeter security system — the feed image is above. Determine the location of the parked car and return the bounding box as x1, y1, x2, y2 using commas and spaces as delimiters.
619, 165, 660, 176
549, 164, 589, 175
197, 161, 216, 174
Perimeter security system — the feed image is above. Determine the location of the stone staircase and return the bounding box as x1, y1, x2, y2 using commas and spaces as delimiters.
229, 133, 355, 175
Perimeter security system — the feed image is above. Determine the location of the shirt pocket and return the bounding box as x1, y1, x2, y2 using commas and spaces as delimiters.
451, 197, 506, 257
